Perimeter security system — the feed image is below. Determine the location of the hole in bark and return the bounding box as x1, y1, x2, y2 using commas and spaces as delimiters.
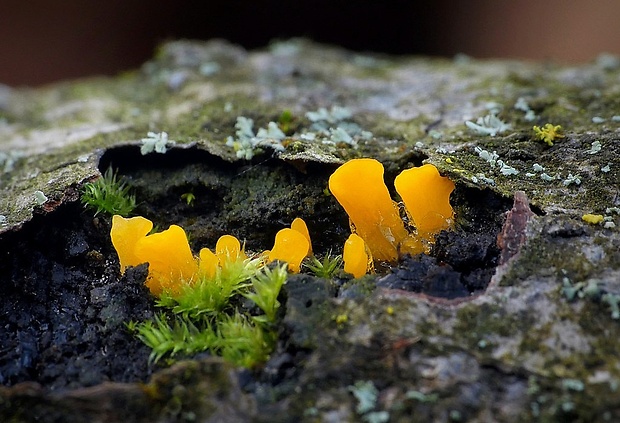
0, 145, 524, 390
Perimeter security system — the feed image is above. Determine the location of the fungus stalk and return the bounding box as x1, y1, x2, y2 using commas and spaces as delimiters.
328, 158, 409, 262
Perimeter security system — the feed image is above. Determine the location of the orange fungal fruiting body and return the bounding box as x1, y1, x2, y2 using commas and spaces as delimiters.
215, 234, 247, 264
329, 158, 455, 273
394, 163, 455, 239
111, 215, 198, 295
110, 215, 153, 272
267, 226, 311, 273
291, 217, 312, 254
266, 217, 312, 273
198, 247, 219, 280
199, 234, 247, 279
328, 158, 409, 262
343, 233, 371, 278
134, 224, 198, 295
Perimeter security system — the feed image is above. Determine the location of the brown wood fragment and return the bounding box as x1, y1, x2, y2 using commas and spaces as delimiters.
497, 191, 535, 265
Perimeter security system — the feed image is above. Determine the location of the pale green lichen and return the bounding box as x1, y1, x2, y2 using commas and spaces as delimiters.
473, 146, 519, 176
588, 140, 602, 154
562, 173, 582, 186
349, 380, 380, 414
141, 131, 175, 155
225, 116, 286, 160
465, 113, 512, 136
304, 105, 372, 146
33, 190, 48, 205
514, 97, 537, 121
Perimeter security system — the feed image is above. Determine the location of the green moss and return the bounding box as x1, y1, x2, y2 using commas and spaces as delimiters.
303, 252, 343, 278
81, 167, 136, 216
132, 259, 288, 368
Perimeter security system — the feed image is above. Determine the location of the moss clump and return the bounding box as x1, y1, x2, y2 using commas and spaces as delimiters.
129, 260, 289, 368
81, 167, 136, 216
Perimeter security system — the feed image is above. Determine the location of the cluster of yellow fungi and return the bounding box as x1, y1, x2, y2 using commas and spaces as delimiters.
110, 158, 454, 293
111, 215, 311, 295
329, 158, 455, 277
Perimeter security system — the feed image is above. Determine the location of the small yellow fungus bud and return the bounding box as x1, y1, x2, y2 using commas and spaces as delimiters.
533, 123, 564, 146
198, 235, 246, 280
394, 163, 455, 240
343, 233, 372, 278
134, 225, 199, 295
582, 214, 604, 225
291, 217, 312, 254
110, 215, 153, 272
215, 234, 246, 264
268, 228, 310, 273
386, 306, 394, 315
329, 158, 409, 262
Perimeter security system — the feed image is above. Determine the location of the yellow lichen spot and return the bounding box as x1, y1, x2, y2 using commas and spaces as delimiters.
291, 217, 312, 254
394, 163, 455, 240
445, 158, 454, 164
134, 225, 199, 295
268, 228, 310, 273
215, 234, 246, 265
533, 123, 564, 146
110, 215, 153, 272
582, 213, 604, 225
343, 233, 372, 278
386, 306, 394, 315
198, 247, 218, 279
335, 314, 348, 325
329, 158, 409, 262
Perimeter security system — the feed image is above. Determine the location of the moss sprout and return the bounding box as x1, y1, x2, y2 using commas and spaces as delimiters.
303, 252, 343, 278
81, 167, 136, 216
242, 264, 288, 324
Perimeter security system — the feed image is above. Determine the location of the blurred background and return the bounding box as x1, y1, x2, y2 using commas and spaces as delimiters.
2, 0, 620, 86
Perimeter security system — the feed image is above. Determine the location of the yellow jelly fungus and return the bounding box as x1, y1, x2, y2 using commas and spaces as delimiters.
394, 163, 455, 239
198, 247, 219, 279
215, 234, 247, 264
343, 233, 372, 278
111, 216, 251, 296
582, 213, 604, 225
111, 215, 153, 272
329, 158, 409, 262
268, 228, 310, 273
134, 225, 199, 295
291, 217, 312, 254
